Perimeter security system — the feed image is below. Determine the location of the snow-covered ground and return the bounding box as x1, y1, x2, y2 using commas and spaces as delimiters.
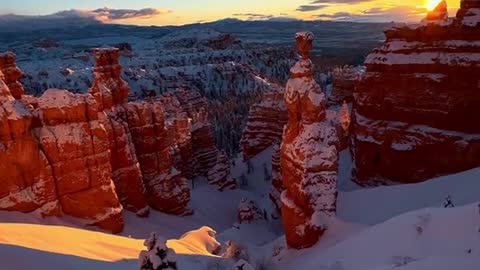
1, 146, 479, 270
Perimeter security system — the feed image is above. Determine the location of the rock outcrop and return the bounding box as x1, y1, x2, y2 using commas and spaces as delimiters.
269, 144, 283, 213
352, 1, 480, 185
174, 88, 219, 176
240, 87, 287, 160
0, 53, 24, 99
0, 49, 201, 231
457, 0, 480, 27
33, 89, 124, 232
425, 0, 449, 22
0, 57, 124, 232
281, 32, 339, 249
207, 150, 235, 190
157, 92, 193, 180
329, 66, 362, 105
124, 100, 191, 215
0, 71, 60, 218
89, 48, 148, 217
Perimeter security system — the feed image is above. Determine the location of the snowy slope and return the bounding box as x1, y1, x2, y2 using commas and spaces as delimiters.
338, 167, 480, 225
271, 203, 480, 270
0, 223, 227, 270
1, 148, 480, 269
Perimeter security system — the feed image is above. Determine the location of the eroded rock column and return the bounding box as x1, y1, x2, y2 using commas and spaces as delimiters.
281, 32, 339, 249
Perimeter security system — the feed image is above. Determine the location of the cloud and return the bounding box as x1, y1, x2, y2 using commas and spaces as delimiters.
310, 0, 372, 3
314, 6, 427, 22
53, 7, 169, 22
232, 13, 275, 20
296, 0, 375, 12
315, 12, 354, 19
296, 5, 329, 12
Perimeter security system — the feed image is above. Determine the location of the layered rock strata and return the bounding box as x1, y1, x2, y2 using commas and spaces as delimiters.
352, 1, 480, 185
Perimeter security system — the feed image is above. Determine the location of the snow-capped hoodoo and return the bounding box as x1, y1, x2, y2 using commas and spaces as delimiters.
352, 0, 480, 186
240, 86, 287, 160
124, 100, 191, 216
281, 32, 340, 249
89, 48, 149, 217
0, 52, 24, 99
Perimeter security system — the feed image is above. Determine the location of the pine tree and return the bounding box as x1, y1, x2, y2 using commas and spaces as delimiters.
138, 232, 178, 270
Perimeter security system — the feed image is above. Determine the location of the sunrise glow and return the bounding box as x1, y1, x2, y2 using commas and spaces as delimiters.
0, 0, 463, 25
426, 0, 444, 11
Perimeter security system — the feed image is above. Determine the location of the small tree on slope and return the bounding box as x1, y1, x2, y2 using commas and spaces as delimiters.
139, 232, 178, 270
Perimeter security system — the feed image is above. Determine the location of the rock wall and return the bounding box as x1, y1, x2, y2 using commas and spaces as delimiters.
0, 67, 123, 232
0, 49, 202, 231
328, 66, 362, 105
240, 87, 287, 160
352, 0, 480, 185
33, 89, 124, 232
157, 93, 193, 180
281, 32, 339, 249
269, 144, 283, 213
174, 88, 220, 176
89, 48, 148, 216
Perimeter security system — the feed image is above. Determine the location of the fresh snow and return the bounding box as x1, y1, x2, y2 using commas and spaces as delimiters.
1, 148, 480, 269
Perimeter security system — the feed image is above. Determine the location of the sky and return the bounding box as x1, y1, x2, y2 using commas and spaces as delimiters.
0, 0, 461, 26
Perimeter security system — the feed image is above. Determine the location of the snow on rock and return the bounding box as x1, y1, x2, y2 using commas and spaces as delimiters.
157, 92, 193, 180
240, 86, 287, 160
208, 151, 236, 190
89, 48, 148, 217
0, 49, 204, 231
33, 88, 124, 232
352, 4, 480, 185
237, 197, 263, 224
280, 33, 340, 249
457, 0, 480, 27
328, 65, 362, 105
124, 100, 191, 216
269, 144, 283, 213
174, 88, 220, 177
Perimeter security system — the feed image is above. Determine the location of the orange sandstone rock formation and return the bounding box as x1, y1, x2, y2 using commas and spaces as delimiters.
352, 1, 480, 185
281, 32, 339, 249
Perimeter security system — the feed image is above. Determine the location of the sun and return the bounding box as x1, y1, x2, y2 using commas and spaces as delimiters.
426, 0, 443, 11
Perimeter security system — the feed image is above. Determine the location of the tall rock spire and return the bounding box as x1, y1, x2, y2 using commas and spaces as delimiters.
281, 32, 339, 249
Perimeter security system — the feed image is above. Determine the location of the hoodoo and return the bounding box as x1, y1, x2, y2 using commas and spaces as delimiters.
281, 32, 339, 249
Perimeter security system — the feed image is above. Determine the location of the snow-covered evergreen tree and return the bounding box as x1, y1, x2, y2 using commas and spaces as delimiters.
139, 233, 178, 270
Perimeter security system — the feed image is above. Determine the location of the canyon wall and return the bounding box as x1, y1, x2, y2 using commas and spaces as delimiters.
0, 48, 229, 231
240, 87, 287, 160
352, 0, 480, 185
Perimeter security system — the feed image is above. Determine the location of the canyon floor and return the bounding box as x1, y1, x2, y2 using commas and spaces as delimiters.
1, 148, 479, 270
